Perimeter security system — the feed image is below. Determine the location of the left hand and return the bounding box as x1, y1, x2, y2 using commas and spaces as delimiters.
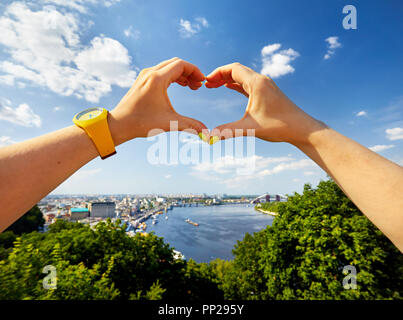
109, 57, 209, 145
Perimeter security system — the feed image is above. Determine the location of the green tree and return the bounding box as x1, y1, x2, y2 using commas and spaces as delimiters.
0, 219, 223, 300
5, 205, 45, 235
0, 231, 17, 260
1, 205, 45, 260
217, 180, 403, 299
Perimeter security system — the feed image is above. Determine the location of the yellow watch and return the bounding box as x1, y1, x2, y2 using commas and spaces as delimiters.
73, 107, 116, 160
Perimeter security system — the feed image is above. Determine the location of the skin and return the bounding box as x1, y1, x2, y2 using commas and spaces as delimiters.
0, 58, 207, 232
0, 58, 402, 253
205, 62, 403, 253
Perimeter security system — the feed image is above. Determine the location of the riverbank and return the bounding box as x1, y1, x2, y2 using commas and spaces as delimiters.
255, 207, 278, 216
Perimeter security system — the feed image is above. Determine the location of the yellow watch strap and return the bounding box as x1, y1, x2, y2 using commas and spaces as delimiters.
85, 113, 116, 159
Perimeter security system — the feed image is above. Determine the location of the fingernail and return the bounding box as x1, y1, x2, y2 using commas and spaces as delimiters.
198, 132, 208, 142
209, 136, 220, 145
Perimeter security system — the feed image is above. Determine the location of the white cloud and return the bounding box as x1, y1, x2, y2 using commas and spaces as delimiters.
0, 136, 17, 147
368, 144, 395, 152
42, 0, 121, 13
102, 0, 121, 7
179, 17, 208, 38
124, 26, 141, 39
303, 171, 316, 176
192, 155, 294, 175
179, 134, 203, 145
386, 127, 403, 141
260, 43, 300, 78
0, 2, 137, 103
75, 36, 137, 89
258, 159, 315, 177
324, 36, 341, 60
53, 106, 63, 111
71, 168, 102, 179
356, 110, 367, 117
0, 99, 41, 127
164, 174, 172, 179
195, 17, 208, 28
190, 155, 317, 188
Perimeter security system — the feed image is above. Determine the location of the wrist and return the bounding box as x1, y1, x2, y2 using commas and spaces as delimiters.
108, 110, 132, 146
288, 115, 329, 149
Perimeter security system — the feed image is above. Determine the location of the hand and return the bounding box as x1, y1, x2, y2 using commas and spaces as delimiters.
205, 63, 326, 146
109, 57, 209, 145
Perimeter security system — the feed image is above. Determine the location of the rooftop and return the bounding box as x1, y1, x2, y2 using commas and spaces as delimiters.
71, 208, 89, 213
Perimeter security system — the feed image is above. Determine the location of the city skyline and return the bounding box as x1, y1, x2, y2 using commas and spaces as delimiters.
0, 0, 402, 195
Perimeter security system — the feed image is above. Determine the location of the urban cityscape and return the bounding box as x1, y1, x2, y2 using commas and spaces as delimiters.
38, 193, 288, 238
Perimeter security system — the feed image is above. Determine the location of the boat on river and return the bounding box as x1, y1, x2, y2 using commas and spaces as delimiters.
185, 218, 199, 227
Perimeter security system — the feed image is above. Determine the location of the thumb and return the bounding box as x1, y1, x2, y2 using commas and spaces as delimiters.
172, 113, 210, 142
209, 118, 252, 144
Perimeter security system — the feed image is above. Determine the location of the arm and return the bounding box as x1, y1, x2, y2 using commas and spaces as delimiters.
205, 63, 403, 252
0, 57, 207, 232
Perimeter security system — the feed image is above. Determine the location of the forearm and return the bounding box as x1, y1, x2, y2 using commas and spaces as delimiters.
205, 62, 403, 251
0, 113, 124, 232
294, 126, 403, 251
0, 58, 207, 233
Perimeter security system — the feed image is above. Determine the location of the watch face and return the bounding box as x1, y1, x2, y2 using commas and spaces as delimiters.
75, 108, 103, 121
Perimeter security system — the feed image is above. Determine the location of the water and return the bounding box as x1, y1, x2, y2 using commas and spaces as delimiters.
145, 204, 274, 263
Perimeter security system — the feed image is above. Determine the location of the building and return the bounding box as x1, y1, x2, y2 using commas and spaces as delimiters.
70, 208, 89, 221
90, 202, 115, 218
155, 197, 166, 204
44, 213, 56, 223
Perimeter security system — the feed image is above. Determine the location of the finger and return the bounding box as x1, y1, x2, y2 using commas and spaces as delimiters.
175, 75, 188, 86
209, 118, 250, 143
158, 59, 205, 86
176, 80, 188, 87
205, 63, 256, 94
175, 77, 202, 90
188, 80, 203, 90
152, 57, 180, 71
204, 80, 225, 88
224, 82, 249, 97
137, 58, 180, 82
172, 113, 209, 137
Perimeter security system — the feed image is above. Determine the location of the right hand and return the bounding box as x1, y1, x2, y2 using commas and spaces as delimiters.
205, 63, 326, 146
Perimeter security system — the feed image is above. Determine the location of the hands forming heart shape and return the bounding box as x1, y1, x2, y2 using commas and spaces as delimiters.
110, 57, 325, 148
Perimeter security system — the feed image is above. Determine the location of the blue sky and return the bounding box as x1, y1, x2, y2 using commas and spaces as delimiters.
0, 0, 402, 195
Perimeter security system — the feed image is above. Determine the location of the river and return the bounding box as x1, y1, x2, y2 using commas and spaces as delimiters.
145, 204, 274, 263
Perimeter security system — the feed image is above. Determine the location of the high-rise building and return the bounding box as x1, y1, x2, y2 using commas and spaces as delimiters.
90, 202, 115, 218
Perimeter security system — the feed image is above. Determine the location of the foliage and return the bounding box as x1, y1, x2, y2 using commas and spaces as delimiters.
258, 201, 281, 213
1, 205, 45, 260
216, 180, 403, 299
0, 219, 223, 300
5, 205, 45, 235
1, 180, 402, 300
0, 231, 17, 260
